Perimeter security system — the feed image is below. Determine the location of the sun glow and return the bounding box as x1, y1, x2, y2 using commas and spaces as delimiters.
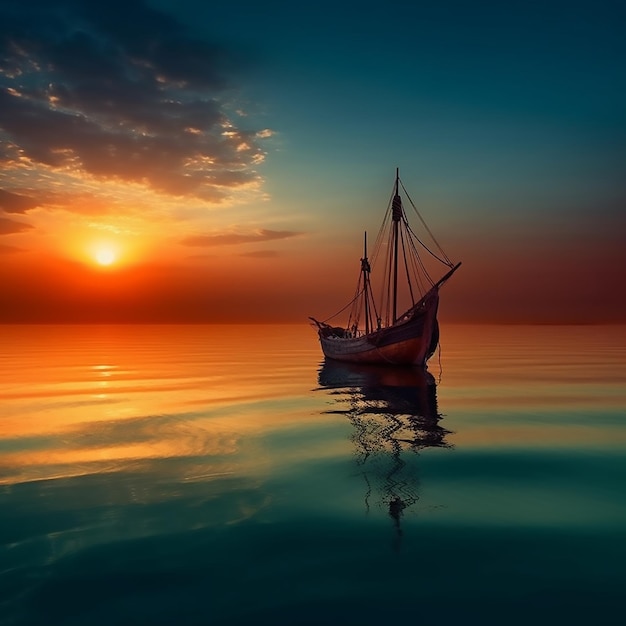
95, 247, 117, 266
86, 241, 122, 268
65, 226, 151, 270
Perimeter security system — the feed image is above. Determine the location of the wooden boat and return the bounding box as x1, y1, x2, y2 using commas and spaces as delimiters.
310, 169, 461, 367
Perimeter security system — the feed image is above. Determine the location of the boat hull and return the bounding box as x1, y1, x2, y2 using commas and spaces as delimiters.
318, 291, 440, 367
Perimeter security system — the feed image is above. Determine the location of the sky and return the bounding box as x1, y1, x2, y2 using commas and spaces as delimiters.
0, 0, 624, 324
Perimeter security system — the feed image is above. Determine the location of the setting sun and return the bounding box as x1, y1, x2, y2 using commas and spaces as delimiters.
73, 230, 149, 271
95, 248, 117, 266
93, 246, 117, 266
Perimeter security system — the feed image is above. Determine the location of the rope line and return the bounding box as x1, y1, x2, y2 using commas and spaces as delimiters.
400, 179, 453, 266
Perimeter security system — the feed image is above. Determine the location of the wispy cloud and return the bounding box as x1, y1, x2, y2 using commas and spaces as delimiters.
0, 0, 272, 204
0, 216, 33, 235
239, 250, 280, 258
0, 189, 40, 213
181, 229, 302, 247
0, 242, 24, 253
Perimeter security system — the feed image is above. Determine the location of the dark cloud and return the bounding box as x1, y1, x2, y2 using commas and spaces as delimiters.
0, 216, 33, 234
0, 189, 39, 213
181, 229, 301, 247
0, 0, 270, 200
0, 242, 24, 253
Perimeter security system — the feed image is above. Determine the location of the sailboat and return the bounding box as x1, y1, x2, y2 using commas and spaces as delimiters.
310, 168, 461, 367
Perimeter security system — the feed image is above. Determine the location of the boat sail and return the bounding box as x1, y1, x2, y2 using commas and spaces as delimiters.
310, 168, 461, 367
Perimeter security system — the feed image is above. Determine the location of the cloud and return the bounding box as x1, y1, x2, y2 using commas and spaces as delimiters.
0, 217, 33, 235
0, 243, 24, 253
239, 250, 280, 258
0, 189, 40, 213
0, 0, 272, 202
181, 229, 302, 247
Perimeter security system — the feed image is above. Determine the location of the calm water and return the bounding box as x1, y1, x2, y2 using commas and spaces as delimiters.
1, 324, 625, 626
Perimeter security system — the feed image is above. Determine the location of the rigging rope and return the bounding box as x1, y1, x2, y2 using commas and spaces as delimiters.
400, 179, 454, 266
404, 220, 435, 286
405, 221, 454, 267
370, 188, 395, 267
399, 227, 415, 305
322, 285, 364, 324
406, 236, 430, 295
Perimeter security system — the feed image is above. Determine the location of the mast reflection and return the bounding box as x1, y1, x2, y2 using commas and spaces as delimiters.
317, 360, 452, 542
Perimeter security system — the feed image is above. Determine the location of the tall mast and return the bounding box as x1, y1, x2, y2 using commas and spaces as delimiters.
392, 167, 401, 324
362, 231, 370, 334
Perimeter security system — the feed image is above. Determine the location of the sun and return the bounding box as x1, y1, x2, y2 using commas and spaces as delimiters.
75, 232, 134, 269
94, 246, 117, 266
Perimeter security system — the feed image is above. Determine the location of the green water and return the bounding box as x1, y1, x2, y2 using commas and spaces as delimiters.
1, 324, 625, 625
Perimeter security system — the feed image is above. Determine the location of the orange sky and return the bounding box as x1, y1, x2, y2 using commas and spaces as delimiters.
1, 223, 624, 324
1, 0, 625, 324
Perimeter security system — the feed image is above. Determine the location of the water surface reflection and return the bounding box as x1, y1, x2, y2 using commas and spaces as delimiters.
317, 360, 452, 540
1, 325, 624, 625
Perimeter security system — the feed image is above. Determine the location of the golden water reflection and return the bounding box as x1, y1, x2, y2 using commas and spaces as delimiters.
0, 324, 322, 486
436, 324, 626, 448
2, 323, 625, 487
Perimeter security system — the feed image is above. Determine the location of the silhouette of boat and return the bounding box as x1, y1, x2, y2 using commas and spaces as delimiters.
310, 168, 460, 367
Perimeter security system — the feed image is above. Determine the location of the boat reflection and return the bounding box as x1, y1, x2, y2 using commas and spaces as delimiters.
317, 360, 452, 542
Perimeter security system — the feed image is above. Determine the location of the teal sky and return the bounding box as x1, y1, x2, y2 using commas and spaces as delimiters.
157, 0, 626, 322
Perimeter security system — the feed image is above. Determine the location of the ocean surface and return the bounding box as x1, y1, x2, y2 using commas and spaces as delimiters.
1, 324, 625, 626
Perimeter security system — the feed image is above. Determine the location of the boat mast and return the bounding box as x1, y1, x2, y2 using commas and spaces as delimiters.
362, 231, 370, 334
392, 167, 401, 323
